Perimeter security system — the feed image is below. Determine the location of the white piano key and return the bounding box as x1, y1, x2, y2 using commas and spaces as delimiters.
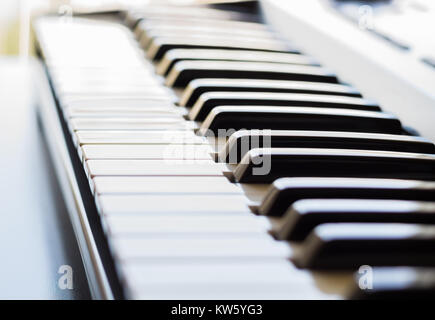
86, 159, 227, 177
46, 55, 146, 68
51, 73, 158, 87
105, 215, 271, 235
97, 194, 250, 214
58, 89, 169, 98
59, 95, 174, 106
64, 104, 183, 114
111, 236, 291, 260
47, 56, 146, 68
81, 144, 213, 160
119, 261, 336, 300
131, 283, 335, 300
53, 76, 159, 87
40, 29, 145, 67
75, 130, 207, 145
136, 5, 246, 17
141, 27, 276, 49
55, 85, 169, 96
60, 92, 172, 103
64, 106, 185, 118
62, 99, 177, 110
128, 283, 338, 300
121, 259, 308, 283
93, 176, 242, 194
50, 69, 157, 82
70, 118, 197, 130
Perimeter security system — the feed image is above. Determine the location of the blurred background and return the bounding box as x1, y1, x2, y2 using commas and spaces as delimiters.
0, 0, 236, 55
0, 0, 21, 55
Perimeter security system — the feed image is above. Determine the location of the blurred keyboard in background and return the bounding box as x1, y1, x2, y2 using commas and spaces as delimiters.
331, 0, 435, 66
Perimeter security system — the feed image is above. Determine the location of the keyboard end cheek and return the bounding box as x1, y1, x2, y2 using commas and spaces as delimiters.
222, 170, 236, 183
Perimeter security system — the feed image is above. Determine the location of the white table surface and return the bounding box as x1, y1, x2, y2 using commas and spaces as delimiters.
0, 57, 91, 299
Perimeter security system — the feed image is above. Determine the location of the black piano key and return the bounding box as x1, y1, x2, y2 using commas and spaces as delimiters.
157, 49, 316, 76
293, 223, 435, 269
278, 199, 435, 241
198, 106, 403, 136
232, 148, 435, 183
259, 178, 435, 217
180, 79, 361, 107
147, 37, 297, 61
220, 130, 435, 163
165, 61, 336, 87
189, 92, 381, 121
350, 267, 435, 299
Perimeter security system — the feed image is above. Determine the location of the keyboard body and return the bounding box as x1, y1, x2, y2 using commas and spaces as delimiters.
262, 0, 435, 141
33, 2, 435, 300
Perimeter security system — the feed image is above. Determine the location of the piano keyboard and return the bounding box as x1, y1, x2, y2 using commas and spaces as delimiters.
34, 4, 435, 299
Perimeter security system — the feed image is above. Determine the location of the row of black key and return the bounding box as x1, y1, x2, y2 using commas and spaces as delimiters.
125, 7, 435, 298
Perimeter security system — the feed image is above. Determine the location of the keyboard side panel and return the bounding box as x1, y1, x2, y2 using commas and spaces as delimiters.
33, 46, 123, 300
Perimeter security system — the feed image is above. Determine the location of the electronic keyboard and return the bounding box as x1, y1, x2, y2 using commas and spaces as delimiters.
33, 1, 435, 299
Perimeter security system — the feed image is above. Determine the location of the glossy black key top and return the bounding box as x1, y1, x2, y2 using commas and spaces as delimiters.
198, 106, 403, 136
180, 79, 361, 107
259, 178, 435, 217
166, 61, 337, 87
189, 92, 380, 121
157, 49, 316, 76
350, 267, 435, 299
220, 130, 435, 163
278, 199, 435, 241
294, 223, 435, 269
147, 37, 296, 61
232, 148, 435, 183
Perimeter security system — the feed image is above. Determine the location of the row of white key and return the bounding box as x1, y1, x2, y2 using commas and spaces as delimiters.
36, 17, 335, 299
